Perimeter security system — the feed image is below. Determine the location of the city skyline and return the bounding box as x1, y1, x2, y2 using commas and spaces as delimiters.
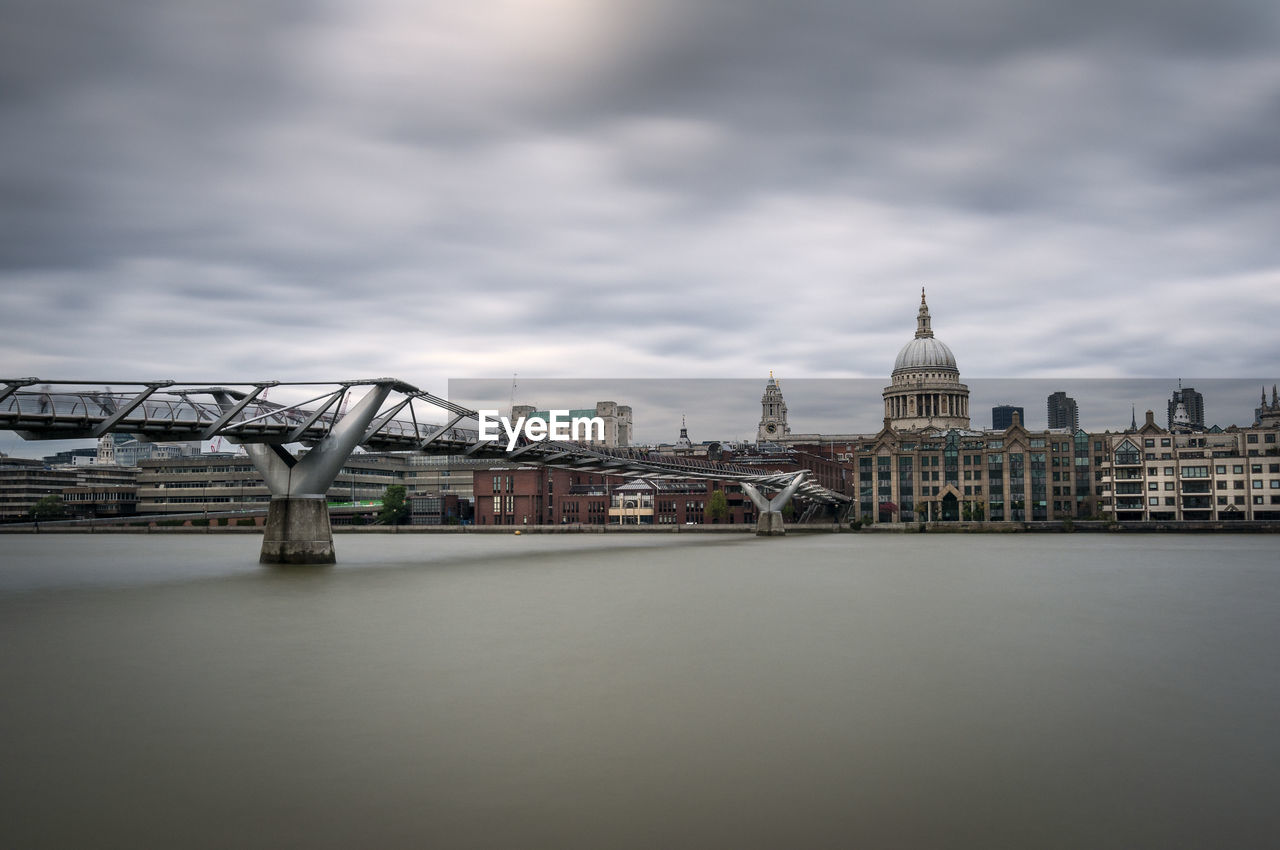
2, 374, 1275, 460
2, 1, 1278, 428
455, 377, 1276, 446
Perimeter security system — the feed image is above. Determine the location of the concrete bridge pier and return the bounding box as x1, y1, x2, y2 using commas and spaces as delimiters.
260, 497, 334, 564
754, 510, 787, 536
742, 473, 806, 537
242, 384, 394, 564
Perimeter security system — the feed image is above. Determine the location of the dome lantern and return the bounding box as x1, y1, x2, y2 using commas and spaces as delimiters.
916, 287, 933, 339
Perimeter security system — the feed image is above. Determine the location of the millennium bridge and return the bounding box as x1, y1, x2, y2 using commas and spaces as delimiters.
2, 378, 850, 563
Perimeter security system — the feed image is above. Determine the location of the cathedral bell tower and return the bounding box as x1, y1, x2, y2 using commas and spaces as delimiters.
757, 372, 791, 442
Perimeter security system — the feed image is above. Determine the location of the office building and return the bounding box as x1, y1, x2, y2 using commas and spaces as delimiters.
1047, 392, 1079, 431
992, 405, 1024, 430
1168, 385, 1205, 430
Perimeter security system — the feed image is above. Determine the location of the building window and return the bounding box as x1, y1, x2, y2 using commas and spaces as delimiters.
1246, 434, 1258, 444
1149, 497, 1159, 506
1114, 443, 1140, 466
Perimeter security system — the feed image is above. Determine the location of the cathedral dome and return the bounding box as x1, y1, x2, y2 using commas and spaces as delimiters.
891, 289, 958, 375
894, 336, 957, 373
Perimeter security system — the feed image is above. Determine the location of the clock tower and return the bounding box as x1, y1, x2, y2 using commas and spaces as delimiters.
757, 372, 790, 442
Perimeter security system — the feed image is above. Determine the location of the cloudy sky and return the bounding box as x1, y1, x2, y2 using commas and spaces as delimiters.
3, 0, 1279, 449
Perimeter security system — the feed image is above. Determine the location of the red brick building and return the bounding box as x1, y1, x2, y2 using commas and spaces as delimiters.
473, 466, 762, 526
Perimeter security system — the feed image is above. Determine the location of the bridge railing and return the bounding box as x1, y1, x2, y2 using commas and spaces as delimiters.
3, 392, 297, 432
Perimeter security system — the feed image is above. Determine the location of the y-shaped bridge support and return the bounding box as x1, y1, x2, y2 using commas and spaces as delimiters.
741, 473, 807, 537
243, 385, 394, 564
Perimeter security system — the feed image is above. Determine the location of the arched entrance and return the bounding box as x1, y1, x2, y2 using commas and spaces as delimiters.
940, 492, 959, 522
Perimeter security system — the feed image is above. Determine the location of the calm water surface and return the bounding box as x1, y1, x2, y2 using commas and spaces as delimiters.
1, 532, 1278, 848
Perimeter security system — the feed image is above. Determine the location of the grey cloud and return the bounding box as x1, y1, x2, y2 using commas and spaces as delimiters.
1, 0, 1278, 419
1, 2, 320, 266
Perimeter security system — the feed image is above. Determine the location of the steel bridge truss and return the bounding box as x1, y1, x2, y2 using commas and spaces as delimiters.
0, 378, 479, 450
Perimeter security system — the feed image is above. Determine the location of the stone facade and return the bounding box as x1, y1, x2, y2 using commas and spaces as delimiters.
846, 419, 1098, 523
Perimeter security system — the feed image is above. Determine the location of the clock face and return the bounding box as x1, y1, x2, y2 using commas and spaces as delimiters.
766, 424, 776, 434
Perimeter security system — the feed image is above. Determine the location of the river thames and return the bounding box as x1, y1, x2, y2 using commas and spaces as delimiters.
2, 533, 1278, 848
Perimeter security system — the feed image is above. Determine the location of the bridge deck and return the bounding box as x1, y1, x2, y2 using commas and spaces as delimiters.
2, 379, 850, 505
